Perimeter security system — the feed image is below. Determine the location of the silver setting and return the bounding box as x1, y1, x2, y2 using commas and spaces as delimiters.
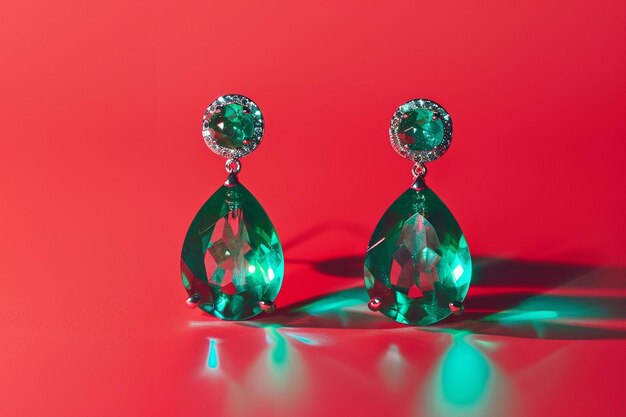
412, 162, 427, 179
259, 300, 276, 313
224, 172, 239, 187
225, 158, 241, 174
368, 297, 383, 312
389, 98, 453, 163
448, 301, 464, 315
202, 94, 264, 159
186, 293, 201, 309
411, 175, 427, 191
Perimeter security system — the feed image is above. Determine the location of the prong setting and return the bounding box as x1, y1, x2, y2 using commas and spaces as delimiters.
448, 301, 465, 315
186, 293, 201, 309
368, 297, 383, 312
259, 300, 276, 313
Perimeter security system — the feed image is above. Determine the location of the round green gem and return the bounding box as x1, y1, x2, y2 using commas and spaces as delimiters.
364, 186, 472, 325
208, 103, 257, 149
398, 108, 444, 151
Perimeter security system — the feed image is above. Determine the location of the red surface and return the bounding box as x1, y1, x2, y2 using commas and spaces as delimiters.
1, 1, 625, 416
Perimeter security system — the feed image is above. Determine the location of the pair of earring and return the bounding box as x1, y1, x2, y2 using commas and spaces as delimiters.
180, 94, 472, 326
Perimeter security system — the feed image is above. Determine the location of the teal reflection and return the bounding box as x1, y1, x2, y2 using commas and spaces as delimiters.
486, 309, 558, 323
292, 287, 371, 327
484, 294, 603, 324
295, 288, 365, 315
260, 326, 309, 394
265, 327, 288, 367
283, 332, 317, 345
424, 331, 496, 416
440, 334, 489, 405
481, 294, 610, 338
206, 338, 219, 370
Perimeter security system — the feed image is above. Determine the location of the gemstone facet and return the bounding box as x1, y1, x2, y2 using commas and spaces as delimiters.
364, 186, 471, 325
208, 103, 256, 149
181, 182, 284, 320
202, 95, 264, 159
389, 99, 453, 163
398, 108, 444, 151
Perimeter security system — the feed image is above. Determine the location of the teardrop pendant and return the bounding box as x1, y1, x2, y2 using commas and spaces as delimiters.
181, 179, 284, 320
364, 180, 471, 325
180, 94, 284, 320
364, 98, 472, 325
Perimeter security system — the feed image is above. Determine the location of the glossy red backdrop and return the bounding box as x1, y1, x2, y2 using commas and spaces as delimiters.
1, 1, 625, 416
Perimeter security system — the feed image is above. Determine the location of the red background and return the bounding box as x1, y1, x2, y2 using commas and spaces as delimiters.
1, 1, 625, 416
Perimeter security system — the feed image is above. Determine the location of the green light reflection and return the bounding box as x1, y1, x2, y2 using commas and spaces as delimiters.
486, 309, 559, 323
283, 332, 317, 345
423, 331, 498, 416
440, 334, 489, 406
481, 294, 610, 338
206, 338, 219, 370
259, 327, 308, 396
295, 288, 365, 315
265, 327, 288, 368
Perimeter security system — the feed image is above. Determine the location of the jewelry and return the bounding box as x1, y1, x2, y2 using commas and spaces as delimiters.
364, 99, 472, 325
180, 94, 284, 320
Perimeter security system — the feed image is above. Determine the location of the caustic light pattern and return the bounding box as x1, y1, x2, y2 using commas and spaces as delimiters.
365, 186, 471, 325
181, 182, 284, 320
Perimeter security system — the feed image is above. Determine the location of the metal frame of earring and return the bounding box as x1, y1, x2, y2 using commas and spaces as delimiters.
180, 94, 284, 320
364, 98, 472, 325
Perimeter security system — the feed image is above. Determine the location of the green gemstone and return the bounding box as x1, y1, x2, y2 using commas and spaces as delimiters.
364, 186, 471, 325
398, 108, 444, 151
181, 182, 284, 320
208, 103, 257, 149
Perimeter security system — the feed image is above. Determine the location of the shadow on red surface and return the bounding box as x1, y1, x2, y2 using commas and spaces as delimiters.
184, 257, 625, 417
254, 256, 626, 339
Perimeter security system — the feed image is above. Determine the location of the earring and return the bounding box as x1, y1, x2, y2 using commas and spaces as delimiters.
180, 94, 284, 320
364, 99, 472, 325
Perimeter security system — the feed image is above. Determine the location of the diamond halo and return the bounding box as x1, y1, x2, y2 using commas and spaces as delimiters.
202, 94, 264, 159
389, 99, 453, 163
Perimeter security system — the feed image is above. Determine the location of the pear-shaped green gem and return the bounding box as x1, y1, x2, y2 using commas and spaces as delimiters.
364, 185, 471, 325
181, 181, 284, 320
